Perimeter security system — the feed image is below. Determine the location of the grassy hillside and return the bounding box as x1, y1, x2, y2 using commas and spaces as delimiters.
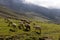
0, 5, 51, 22
0, 5, 28, 20
0, 17, 60, 40
0, 6, 60, 40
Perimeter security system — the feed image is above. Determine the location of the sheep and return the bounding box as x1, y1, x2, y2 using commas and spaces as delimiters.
42, 36, 53, 40
0, 37, 4, 40
12, 23, 17, 28
39, 38, 45, 40
20, 19, 27, 24
4, 18, 11, 23
4, 18, 8, 23
6, 36, 14, 40
20, 19, 26, 21
20, 19, 31, 24
30, 37, 37, 40
5, 18, 17, 28
4, 18, 14, 27
9, 29, 15, 32
33, 25, 41, 30
14, 35, 20, 40
8, 21, 13, 26
8, 21, 17, 28
18, 21, 24, 29
33, 24, 41, 34
24, 23, 31, 31
25, 20, 30, 24
0, 35, 5, 40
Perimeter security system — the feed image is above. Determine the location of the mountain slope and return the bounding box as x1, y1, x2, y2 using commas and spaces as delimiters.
0, 0, 55, 21
0, 5, 26, 19
1, 0, 60, 22
0, 5, 51, 22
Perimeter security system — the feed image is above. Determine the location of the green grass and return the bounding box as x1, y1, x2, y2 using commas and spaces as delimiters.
0, 17, 60, 40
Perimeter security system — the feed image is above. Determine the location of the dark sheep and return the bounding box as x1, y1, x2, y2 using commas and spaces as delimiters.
9, 29, 15, 32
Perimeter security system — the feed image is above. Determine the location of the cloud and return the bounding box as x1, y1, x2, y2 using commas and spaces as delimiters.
24, 0, 60, 8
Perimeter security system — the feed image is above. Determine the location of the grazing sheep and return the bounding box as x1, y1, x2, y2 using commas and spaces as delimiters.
6, 36, 14, 40
4, 18, 11, 23
12, 23, 17, 28
18, 21, 24, 29
33, 24, 41, 34
42, 36, 53, 40
5, 18, 17, 28
8, 22, 13, 26
8, 22, 17, 28
0, 35, 5, 40
24, 23, 31, 31
30, 37, 36, 40
9, 29, 15, 32
25, 20, 30, 24
0, 37, 4, 40
20, 19, 26, 24
20, 19, 26, 21
14, 35, 20, 40
39, 38, 45, 40
33, 25, 41, 30
4, 18, 8, 23
20, 19, 31, 24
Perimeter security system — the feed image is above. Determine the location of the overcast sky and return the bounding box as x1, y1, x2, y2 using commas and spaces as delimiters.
24, 0, 60, 8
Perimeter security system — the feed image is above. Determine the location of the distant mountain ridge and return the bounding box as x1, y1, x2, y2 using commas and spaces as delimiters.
0, 0, 60, 23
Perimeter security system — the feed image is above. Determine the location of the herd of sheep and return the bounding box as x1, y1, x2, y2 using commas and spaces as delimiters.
4, 18, 41, 34
0, 18, 57, 40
